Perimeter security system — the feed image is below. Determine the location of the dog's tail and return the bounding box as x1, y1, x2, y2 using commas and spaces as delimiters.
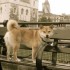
7, 20, 19, 31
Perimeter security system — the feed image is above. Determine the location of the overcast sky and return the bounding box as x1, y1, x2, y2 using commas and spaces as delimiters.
38, 0, 70, 15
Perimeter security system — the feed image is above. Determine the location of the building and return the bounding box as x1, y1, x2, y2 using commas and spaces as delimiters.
42, 0, 50, 13
38, 11, 61, 22
38, 0, 51, 22
0, 0, 38, 22
38, 0, 70, 23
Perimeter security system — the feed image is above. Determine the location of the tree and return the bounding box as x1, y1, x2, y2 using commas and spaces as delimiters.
38, 16, 52, 22
47, 17, 52, 22
39, 16, 47, 22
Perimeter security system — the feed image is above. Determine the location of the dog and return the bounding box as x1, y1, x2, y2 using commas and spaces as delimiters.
4, 20, 54, 63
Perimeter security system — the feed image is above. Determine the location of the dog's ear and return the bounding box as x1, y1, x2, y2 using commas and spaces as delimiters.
50, 24, 54, 29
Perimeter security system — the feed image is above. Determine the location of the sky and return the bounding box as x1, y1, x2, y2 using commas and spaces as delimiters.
38, 0, 70, 15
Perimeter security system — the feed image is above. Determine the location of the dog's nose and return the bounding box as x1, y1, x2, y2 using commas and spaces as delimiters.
46, 35, 49, 38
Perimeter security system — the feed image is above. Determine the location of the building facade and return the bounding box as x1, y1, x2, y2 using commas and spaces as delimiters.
0, 0, 38, 22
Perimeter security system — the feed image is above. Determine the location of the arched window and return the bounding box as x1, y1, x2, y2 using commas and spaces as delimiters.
26, 9, 28, 15
13, 7, 17, 14
21, 8, 24, 14
0, 7, 2, 13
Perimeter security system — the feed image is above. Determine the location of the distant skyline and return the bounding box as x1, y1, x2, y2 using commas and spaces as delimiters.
38, 0, 70, 15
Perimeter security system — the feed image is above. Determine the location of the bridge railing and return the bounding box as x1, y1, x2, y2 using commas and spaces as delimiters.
0, 21, 70, 70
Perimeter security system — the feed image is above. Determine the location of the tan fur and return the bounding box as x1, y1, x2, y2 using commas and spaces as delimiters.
4, 20, 53, 63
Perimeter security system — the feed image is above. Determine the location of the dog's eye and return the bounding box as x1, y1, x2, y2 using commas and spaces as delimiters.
43, 31, 46, 33
48, 31, 51, 33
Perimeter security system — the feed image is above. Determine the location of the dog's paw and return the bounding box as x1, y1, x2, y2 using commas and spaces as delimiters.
33, 60, 36, 63
16, 58, 21, 62
7, 57, 11, 61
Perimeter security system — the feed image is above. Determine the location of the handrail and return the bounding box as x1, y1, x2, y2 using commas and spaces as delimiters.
0, 21, 70, 70
1, 21, 70, 27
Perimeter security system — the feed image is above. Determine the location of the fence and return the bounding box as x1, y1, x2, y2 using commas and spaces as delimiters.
0, 21, 70, 70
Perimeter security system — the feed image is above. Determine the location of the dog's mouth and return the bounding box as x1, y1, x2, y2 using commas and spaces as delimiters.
40, 33, 50, 40
41, 36, 50, 43
40, 34, 50, 42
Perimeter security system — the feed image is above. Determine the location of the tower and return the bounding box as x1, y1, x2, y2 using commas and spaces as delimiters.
42, 0, 50, 13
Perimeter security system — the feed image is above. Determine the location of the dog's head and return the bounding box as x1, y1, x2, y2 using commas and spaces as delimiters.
39, 25, 54, 39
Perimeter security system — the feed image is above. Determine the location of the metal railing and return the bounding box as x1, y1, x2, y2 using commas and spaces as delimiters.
0, 21, 70, 70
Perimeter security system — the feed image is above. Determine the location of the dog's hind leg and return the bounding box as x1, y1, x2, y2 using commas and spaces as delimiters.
13, 44, 20, 62
4, 41, 11, 61
6, 45, 11, 61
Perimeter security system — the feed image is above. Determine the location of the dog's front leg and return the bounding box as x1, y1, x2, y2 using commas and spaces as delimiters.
32, 47, 38, 63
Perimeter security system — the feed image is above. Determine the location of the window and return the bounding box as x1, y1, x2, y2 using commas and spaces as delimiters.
26, 9, 28, 15
21, 8, 24, 14
0, 7, 2, 13
13, 7, 16, 14
34, 1, 35, 5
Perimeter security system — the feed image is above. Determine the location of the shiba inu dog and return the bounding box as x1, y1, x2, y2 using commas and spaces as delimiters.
4, 20, 54, 63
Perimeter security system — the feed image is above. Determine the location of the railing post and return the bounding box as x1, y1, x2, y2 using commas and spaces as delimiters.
52, 39, 58, 66
0, 62, 2, 70
36, 42, 48, 70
